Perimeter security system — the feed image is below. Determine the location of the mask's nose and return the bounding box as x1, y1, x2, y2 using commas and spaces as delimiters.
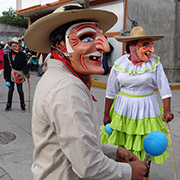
149, 45, 154, 53
95, 34, 110, 53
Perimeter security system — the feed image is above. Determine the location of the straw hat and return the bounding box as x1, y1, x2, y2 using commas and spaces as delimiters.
8, 37, 21, 46
115, 26, 164, 43
27, 52, 32, 56
32, 55, 37, 59
24, 3, 117, 53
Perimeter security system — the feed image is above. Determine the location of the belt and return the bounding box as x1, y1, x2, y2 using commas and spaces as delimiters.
120, 91, 154, 98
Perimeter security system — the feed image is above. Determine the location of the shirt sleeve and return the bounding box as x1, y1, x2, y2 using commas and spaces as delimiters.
106, 66, 120, 99
156, 62, 172, 99
101, 144, 118, 160
46, 77, 132, 180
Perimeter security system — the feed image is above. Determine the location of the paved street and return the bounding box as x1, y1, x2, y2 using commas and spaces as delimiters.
0, 72, 180, 180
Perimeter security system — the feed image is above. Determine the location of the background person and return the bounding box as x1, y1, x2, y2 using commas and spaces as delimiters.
37, 53, 47, 76
27, 55, 39, 72
3, 44, 10, 54
24, 4, 149, 180
102, 36, 114, 75
0, 41, 5, 77
4, 37, 30, 111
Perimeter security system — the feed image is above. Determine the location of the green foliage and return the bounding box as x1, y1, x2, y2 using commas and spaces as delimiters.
0, 7, 28, 28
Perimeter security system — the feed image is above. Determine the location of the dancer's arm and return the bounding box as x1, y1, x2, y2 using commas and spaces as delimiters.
103, 98, 114, 125
162, 97, 174, 122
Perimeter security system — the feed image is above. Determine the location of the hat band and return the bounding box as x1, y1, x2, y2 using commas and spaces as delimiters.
64, 5, 84, 11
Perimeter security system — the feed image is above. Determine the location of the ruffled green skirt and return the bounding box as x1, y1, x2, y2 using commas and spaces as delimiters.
100, 104, 169, 164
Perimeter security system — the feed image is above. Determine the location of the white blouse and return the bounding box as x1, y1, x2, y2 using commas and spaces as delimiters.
106, 54, 172, 100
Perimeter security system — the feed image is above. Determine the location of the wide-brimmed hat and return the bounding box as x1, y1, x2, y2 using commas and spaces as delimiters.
27, 52, 32, 56
32, 55, 37, 58
8, 37, 21, 46
24, 3, 117, 53
115, 26, 164, 43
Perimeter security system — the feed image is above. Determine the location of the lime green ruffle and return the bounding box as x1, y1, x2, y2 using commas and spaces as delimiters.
110, 110, 168, 135
100, 107, 170, 164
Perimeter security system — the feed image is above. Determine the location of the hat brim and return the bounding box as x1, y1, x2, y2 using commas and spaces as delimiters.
7, 41, 20, 46
114, 35, 164, 43
24, 9, 117, 53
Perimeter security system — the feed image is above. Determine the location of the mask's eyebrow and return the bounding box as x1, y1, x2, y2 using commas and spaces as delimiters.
142, 42, 151, 46
142, 42, 150, 45
77, 28, 96, 36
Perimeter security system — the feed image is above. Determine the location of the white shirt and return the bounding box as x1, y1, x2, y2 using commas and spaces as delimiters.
31, 59, 132, 180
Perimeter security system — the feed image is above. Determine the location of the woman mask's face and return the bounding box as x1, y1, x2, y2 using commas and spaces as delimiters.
65, 22, 110, 75
136, 39, 154, 61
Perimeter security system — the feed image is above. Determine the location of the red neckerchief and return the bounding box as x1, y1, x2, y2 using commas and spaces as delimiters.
51, 49, 97, 101
11, 52, 16, 56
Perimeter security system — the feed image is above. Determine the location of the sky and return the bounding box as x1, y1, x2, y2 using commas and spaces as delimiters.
0, 0, 16, 16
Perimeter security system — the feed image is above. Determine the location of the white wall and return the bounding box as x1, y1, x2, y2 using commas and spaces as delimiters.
17, 0, 93, 11
18, 0, 39, 10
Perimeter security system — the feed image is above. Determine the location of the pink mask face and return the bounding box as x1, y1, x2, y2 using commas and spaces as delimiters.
11, 43, 20, 53
136, 39, 154, 61
66, 22, 110, 75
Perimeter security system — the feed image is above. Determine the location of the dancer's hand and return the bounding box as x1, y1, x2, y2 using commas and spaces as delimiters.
163, 112, 174, 122
162, 97, 174, 122
116, 147, 139, 162
103, 116, 111, 125
129, 161, 149, 180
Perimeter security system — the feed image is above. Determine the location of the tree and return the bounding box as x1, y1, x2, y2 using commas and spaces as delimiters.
0, 7, 28, 28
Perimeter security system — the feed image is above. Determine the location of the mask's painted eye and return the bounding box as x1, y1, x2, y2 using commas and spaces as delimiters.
80, 34, 93, 42
143, 44, 149, 48
142, 42, 150, 48
84, 37, 93, 42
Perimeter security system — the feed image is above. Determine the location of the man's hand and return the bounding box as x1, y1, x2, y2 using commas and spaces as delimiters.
116, 147, 138, 162
129, 161, 149, 180
116, 147, 149, 180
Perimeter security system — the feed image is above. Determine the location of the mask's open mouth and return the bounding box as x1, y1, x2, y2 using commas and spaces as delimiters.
89, 56, 101, 61
84, 51, 102, 62
145, 53, 151, 58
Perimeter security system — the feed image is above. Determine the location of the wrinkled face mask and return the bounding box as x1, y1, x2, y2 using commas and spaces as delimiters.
129, 39, 154, 66
11, 43, 20, 53
65, 22, 110, 75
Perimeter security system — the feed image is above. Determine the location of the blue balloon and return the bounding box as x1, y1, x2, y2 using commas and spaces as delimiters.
105, 123, 113, 134
144, 131, 168, 157
6, 81, 11, 87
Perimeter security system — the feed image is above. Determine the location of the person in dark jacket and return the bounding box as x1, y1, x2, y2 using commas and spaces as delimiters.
4, 37, 30, 111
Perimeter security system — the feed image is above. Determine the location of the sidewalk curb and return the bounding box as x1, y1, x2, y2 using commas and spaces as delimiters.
92, 78, 180, 90
91, 78, 106, 89
169, 85, 180, 90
